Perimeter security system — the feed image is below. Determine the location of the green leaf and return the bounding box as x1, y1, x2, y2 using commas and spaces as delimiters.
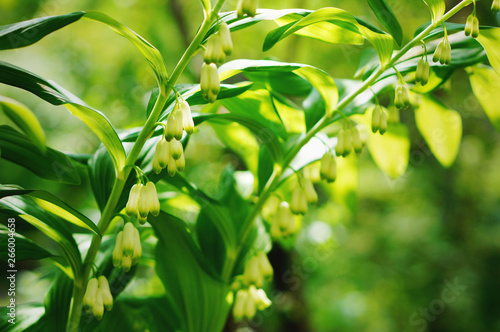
88, 146, 116, 211
199, 0, 211, 15
0, 304, 45, 332
0, 195, 82, 278
150, 212, 231, 332
0, 12, 85, 50
0, 61, 126, 174
0, 126, 81, 184
414, 94, 462, 167
0, 186, 100, 237
84, 11, 168, 87
476, 27, 500, 76
368, 122, 410, 178
421, 0, 446, 24
220, 59, 338, 119
43, 272, 73, 332
367, 0, 403, 45
210, 121, 259, 174
356, 19, 394, 67
0, 224, 55, 261
0, 96, 46, 153
262, 7, 363, 52
468, 66, 500, 132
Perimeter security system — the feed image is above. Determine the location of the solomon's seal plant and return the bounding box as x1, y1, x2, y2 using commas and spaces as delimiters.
1, 0, 500, 331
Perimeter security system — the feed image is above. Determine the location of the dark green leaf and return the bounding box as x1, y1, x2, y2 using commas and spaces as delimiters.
0, 224, 55, 261
0, 12, 85, 50
44, 272, 73, 332
367, 0, 403, 45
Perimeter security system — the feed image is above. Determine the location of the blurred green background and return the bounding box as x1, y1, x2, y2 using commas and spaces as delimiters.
1, 0, 500, 331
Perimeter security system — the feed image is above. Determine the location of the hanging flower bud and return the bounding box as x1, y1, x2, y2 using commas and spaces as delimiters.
155, 137, 169, 170
175, 152, 185, 172
166, 108, 184, 142
270, 217, 282, 239
125, 184, 141, 216
180, 100, 195, 134
415, 58, 430, 86
379, 108, 388, 135
341, 129, 352, 157
472, 16, 480, 38
83, 278, 99, 308
145, 181, 160, 216
432, 39, 445, 63
92, 289, 104, 320
243, 256, 264, 287
131, 226, 142, 265
351, 126, 363, 154
371, 105, 381, 133
169, 139, 183, 160
465, 14, 474, 37
320, 152, 337, 183
137, 185, 149, 220
256, 251, 273, 279
167, 155, 177, 177
219, 22, 233, 56
152, 143, 162, 175
276, 201, 295, 236
201, 63, 220, 103
493, 0, 500, 13
233, 289, 248, 322
335, 130, 344, 157
98, 276, 113, 311
244, 291, 257, 319
443, 39, 452, 65
249, 286, 272, 311
122, 222, 136, 256
290, 185, 308, 215
237, 0, 258, 18
395, 83, 410, 109
112, 231, 123, 267
121, 256, 132, 272
302, 177, 318, 204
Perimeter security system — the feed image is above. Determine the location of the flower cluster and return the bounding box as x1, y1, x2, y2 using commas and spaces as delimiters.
320, 151, 337, 183
125, 181, 160, 224
113, 222, 142, 272
394, 82, 411, 109
241, 251, 273, 287
465, 14, 479, 38
232, 285, 271, 322
270, 201, 296, 238
415, 57, 430, 86
433, 37, 451, 65
83, 276, 113, 321
201, 22, 233, 103
335, 126, 363, 157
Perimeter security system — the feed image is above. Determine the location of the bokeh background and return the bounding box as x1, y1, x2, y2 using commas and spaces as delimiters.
1, 0, 500, 331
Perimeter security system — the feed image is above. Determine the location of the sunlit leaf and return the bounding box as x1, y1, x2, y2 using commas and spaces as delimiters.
263, 7, 363, 51
468, 65, 500, 132
476, 27, 500, 76
0, 96, 46, 153
367, 0, 403, 45
0, 304, 44, 332
368, 122, 410, 178
0, 186, 100, 236
421, 0, 446, 24
356, 19, 394, 67
199, 0, 211, 16
0, 126, 81, 185
414, 94, 462, 167
0, 61, 126, 174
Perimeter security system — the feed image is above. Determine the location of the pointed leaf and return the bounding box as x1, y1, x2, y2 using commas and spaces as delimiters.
367, 0, 403, 45
0, 126, 81, 184
468, 66, 500, 132
476, 27, 500, 76
414, 94, 462, 167
0, 61, 126, 174
368, 122, 410, 178
0, 224, 55, 261
356, 19, 394, 67
0, 12, 85, 50
0, 186, 100, 236
262, 7, 363, 51
0, 96, 46, 153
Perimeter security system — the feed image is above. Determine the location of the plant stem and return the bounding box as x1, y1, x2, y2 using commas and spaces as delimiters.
66, 1, 227, 330
221, 0, 473, 282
